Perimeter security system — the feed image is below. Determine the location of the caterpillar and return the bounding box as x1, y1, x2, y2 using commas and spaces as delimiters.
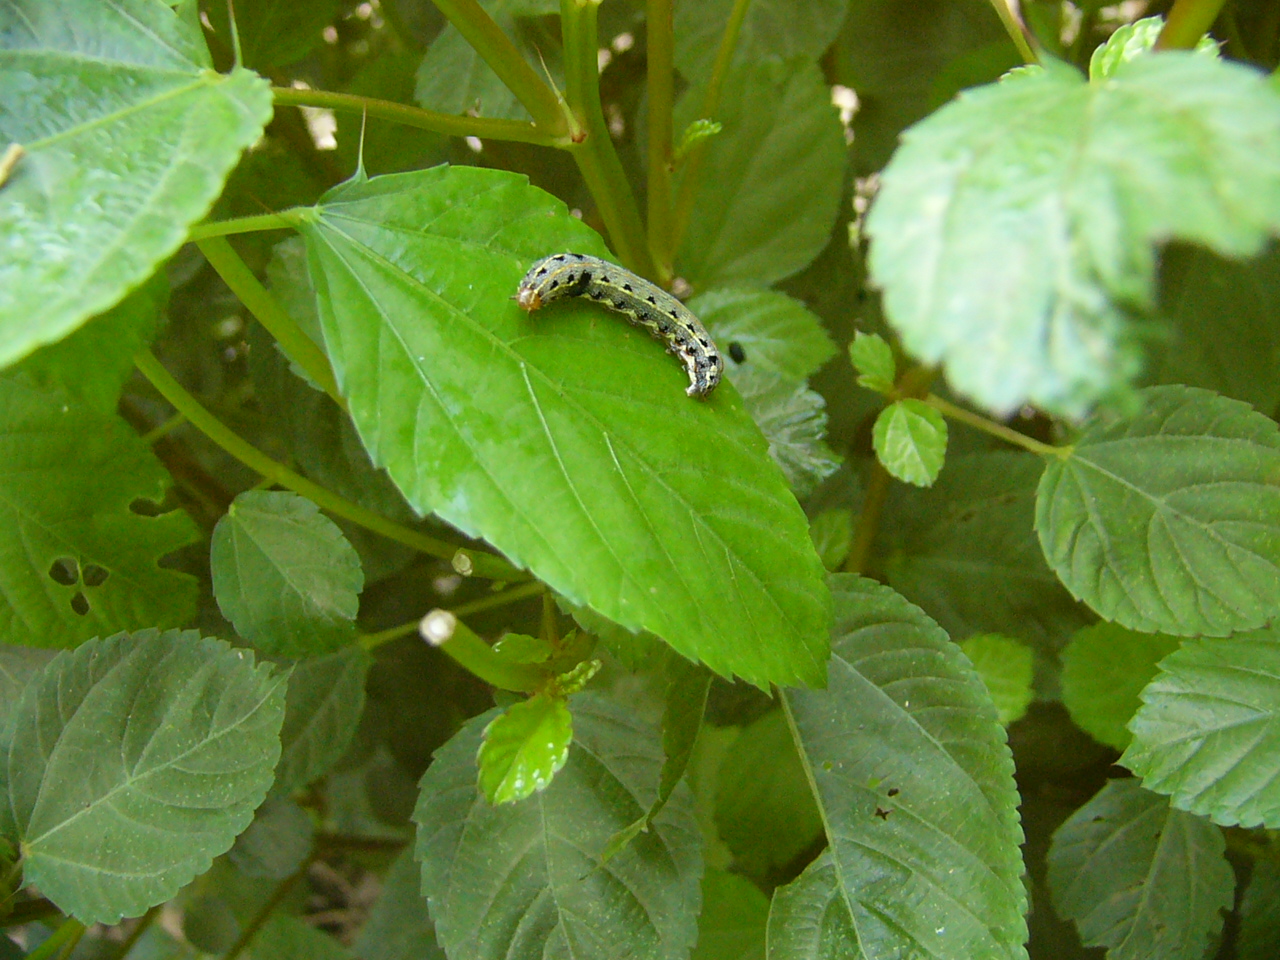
515, 253, 724, 398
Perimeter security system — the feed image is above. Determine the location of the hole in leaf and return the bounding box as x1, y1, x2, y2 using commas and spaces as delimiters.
81, 564, 110, 587
70, 592, 89, 615
49, 558, 79, 586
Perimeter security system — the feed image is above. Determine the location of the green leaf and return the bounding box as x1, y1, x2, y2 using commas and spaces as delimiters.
1121, 623, 1280, 828
767, 851, 860, 960
1047, 778, 1233, 960
873, 398, 948, 487
1237, 859, 1280, 960
299, 165, 830, 688
204, 0, 341, 70
274, 647, 371, 795
960, 634, 1033, 726
674, 0, 848, 83
714, 709, 822, 879
211, 491, 364, 658
882, 452, 1091, 650
0, 376, 199, 648
691, 869, 767, 960
355, 848, 446, 960
0, 0, 272, 368
0, 646, 53, 758
227, 796, 313, 880
849, 331, 896, 393
559, 596, 664, 672
781, 576, 1027, 959
4, 629, 288, 924
491, 632, 553, 664
676, 59, 846, 291
252, 915, 353, 960
1036, 385, 1280, 637
809, 507, 852, 572
1059, 623, 1181, 751
414, 693, 703, 960
690, 288, 837, 382
1088, 16, 1218, 81
476, 693, 573, 804
731, 369, 841, 499
866, 55, 1280, 417
676, 118, 722, 160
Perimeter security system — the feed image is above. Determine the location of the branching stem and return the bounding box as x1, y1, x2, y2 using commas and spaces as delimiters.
924, 394, 1070, 459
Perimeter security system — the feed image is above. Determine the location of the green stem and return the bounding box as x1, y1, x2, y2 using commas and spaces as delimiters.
270, 86, 563, 146
419, 609, 547, 691
134, 350, 527, 582
222, 859, 310, 960
188, 210, 298, 242
843, 460, 889, 575
24, 919, 84, 960
361, 580, 547, 650
108, 905, 160, 960
562, 0, 658, 278
986, 0, 1038, 64
196, 237, 343, 408
646, 0, 676, 280
1155, 0, 1228, 50
924, 394, 1069, 459
432, 0, 569, 134
670, 0, 752, 261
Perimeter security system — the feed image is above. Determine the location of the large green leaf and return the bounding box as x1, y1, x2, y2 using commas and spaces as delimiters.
4, 629, 288, 923
413, 693, 703, 960
297, 165, 830, 688
0, 0, 272, 368
1121, 624, 1280, 829
1047, 778, 1233, 960
0, 645, 53, 754
0, 375, 199, 648
211, 491, 364, 658
780, 576, 1027, 960
866, 54, 1280, 417
691, 869, 767, 960
274, 647, 371, 795
355, 848, 446, 960
690, 287, 837, 382
766, 852, 860, 960
673, 0, 848, 83
676, 59, 846, 291
1036, 386, 1280, 637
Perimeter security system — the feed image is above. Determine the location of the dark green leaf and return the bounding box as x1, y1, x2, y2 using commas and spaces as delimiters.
0, 376, 198, 648
211, 491, 364, 657
691, 869, 767, 960
849, 331, 896, 393
767, 852, 861, 960
228, 796, 313, 880
1237, 859, 1280, 960
355, 848, 446, 960
1121, 624, 1280, 828
476, 692, 573, 804
691, 288, 837, 382
299, 166, 830, 688
960, 634, 1033, 726
873, 398, 948, 487
0, 646, 53, 755
252, 915, 353, 960
205, 0, 341, 70
1047, 778, 1233, 960
809, 508, 852, 572
1059, 623, 1181, 751
676, 59, 846, 291
867, 55, 1280, 417
1036, 386, 1280, 636
0, 0, 272, 367
781, 576, 1027, 959
414, 693, 703, 960
674, 0, 848, 83
274, 647, 371, 794
731, 369, 841, 499
4, 629, 288, 923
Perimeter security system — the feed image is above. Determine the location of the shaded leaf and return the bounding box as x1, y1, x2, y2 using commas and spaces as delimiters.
274, 647, 371, 795
476, 692, 573, 804
767, 851, 861, 960
960, 634, 1034, 726
355, 848, 446, 960
809, 507, 852, 572
1237, 859, 1280, 960
674, 0, 848, 83
251, 914, 353, 960
5, 629, 288, 923
731, 369, 841, 499
1047, 778, 1233, 960
205, 0, 341, 70
228, 796, 313, 880
1036, 386, 1280, 637
692, 287, 837, 382
0, 646, 53, 758
691, 869, 767, 960
873, 398, 947, 487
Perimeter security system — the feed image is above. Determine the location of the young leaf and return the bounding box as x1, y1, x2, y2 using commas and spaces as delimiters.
1088, 15, 1218, 81
676, 119, 723, 160
866, 55, 1280, 417
849, 331, 896, 393
1047, 778, 1233, 960
492, 632, 553, 664
730, 369, 841, 499
1059, 623, 1181, 751
781, 576, 1027, 959
692, 869, 768, 960
476, 693, 573, 804
1121, 624, 1280, 828
274, 646, 372, 795
808, 507, 852, 572
675, 59, 846, 291
0, 376, 199, 648
211, 491, 364, 658
4, 630, 288, 924
355, 848, 446, 960
692, 287, 837, 381
298, 165, 830, 688
873, 398, 948, 487
414, 693, 703, 960
0, 0, 272, 367
1037, 386, 1280, 637
960, 634, 1033, 726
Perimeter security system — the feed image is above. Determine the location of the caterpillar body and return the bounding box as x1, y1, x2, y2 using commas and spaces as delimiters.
516, 253, 724, 398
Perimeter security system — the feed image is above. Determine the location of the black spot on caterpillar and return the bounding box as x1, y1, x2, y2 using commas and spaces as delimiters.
516, 253, 724, 398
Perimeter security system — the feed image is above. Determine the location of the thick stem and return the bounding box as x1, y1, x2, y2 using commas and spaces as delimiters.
196, 237, 343, 408
418, 609, 547, 691
270, 86, 562, 146
844, 461, 890, 575
134, 350, 527, 581
646, 0, 676, 280
1155, 0, 1228, 50
188, 210, 297, 241
361, 580, 547, 650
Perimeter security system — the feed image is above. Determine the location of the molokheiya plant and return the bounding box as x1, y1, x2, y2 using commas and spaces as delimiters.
1, 0, 1278, 958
